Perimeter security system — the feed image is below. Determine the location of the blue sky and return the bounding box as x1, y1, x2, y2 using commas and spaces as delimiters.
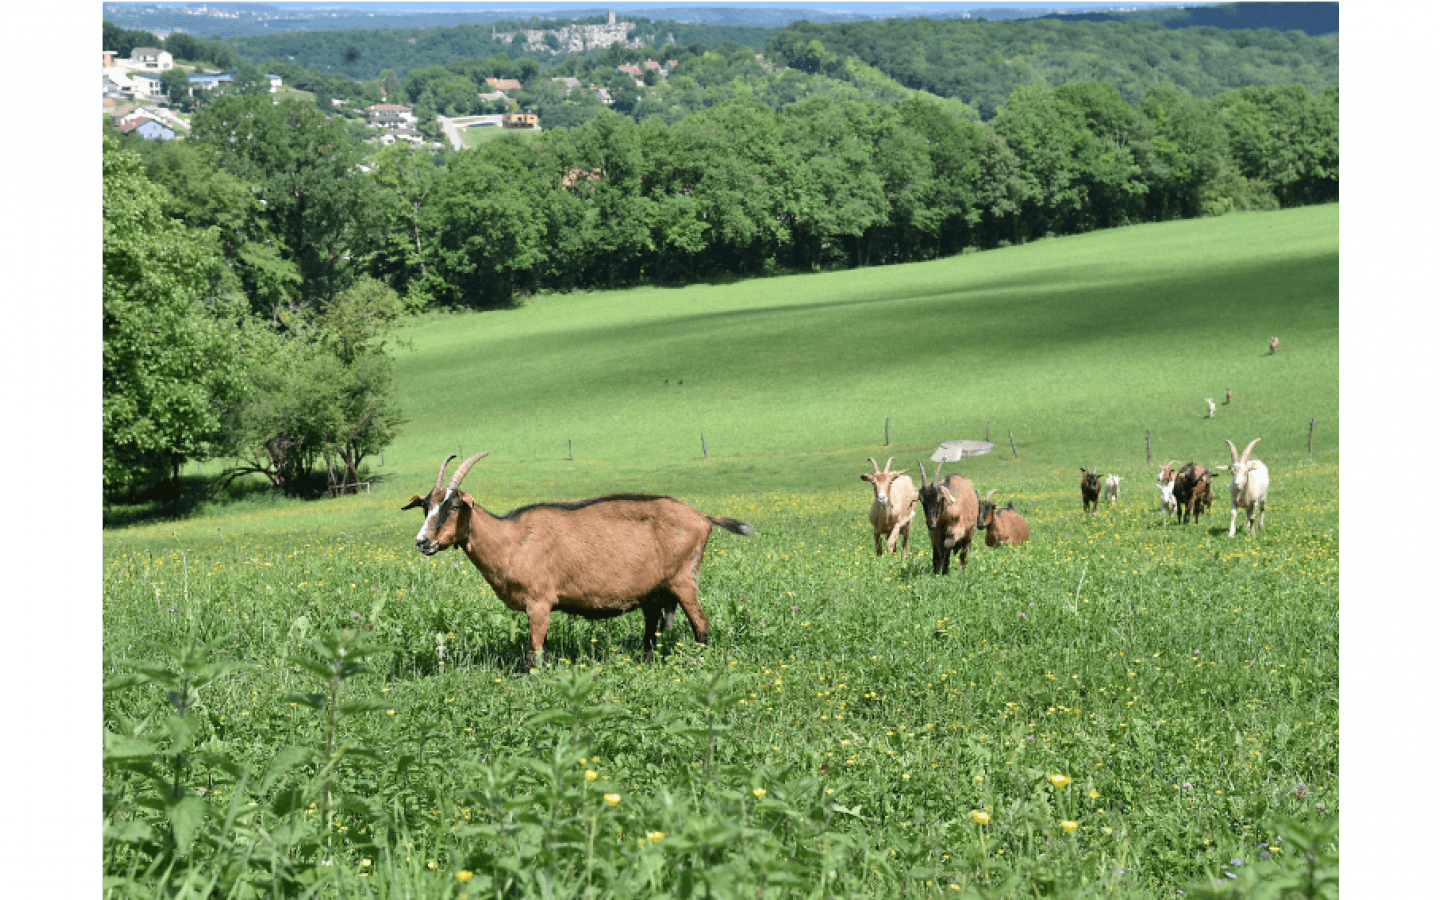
118, 1, 1232, 14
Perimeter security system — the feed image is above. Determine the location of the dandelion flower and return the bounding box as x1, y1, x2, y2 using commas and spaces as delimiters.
971, 810, 990, 825
1061, 820, 1079, 833
456, 870, 474, 881
753, 788, 767, 798
361, 859, 372, 867
427, 861, 437, 869
647, 831, 665, 842
1049, 774, 1073, 789
1089, 789, 1099, 799
604, 793, 621, 805
585, 770, 598, 781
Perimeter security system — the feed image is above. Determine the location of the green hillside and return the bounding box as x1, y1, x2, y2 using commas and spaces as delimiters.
383, 204, 1336, 490
104, 209, 1338, 897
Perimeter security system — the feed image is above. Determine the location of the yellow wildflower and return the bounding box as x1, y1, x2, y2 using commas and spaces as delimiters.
971, 810, 990, 825
455, 870, 474, 881
1049, 773, 1073, 789
604, 793, 621, 805
1061, 820, 1079, 833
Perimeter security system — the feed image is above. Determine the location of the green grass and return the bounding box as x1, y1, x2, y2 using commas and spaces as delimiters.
103, 205, 1338, 898
461, 125, 543, 148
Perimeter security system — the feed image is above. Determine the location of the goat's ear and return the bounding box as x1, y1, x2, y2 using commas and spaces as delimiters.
860, 473, 873, 482
401, 495, 426, 511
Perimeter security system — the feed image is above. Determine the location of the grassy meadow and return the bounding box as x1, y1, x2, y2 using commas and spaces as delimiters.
102, 205, 1339, 898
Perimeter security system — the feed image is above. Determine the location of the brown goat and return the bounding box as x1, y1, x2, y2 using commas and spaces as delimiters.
916, 459, 979, 575
1171, 462, 1212, 525
978, 489, 1030, 547
1080, 467, 1101, 516
860, 457, 918, 557
402, 453, 754, 669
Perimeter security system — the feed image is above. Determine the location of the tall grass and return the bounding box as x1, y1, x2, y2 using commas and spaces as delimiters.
104, 206, 1338, 898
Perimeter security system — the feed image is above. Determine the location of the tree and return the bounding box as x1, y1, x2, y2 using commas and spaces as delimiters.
160, 68, 193, 109
1141, 84, 1228, 219
213, 278, 404, 497
367, 142, 445, 307
230, 63, 273, 98
103, 134, 243, 497
144, 140, 302, 318
189, 94, 381, 306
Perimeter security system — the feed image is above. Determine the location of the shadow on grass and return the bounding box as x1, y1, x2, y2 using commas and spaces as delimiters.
103, 472, 390, 530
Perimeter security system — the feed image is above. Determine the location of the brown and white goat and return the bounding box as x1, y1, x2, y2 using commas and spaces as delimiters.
403, 453, 754, 669
916, 459, 979, 575
1269, 336, 1280, 355
1080, 467, 1101, 516
1216, 438, 1269, 536
1157, 460, 1180, 518
977, 489, 1030, 547
1170, 461, 1212, 525
860, 457, 918, 557
1103, 474, 1123, 504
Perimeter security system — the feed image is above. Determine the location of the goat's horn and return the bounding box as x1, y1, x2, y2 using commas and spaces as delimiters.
446, 451, 491, 494
433, 454, 458, 493
1240, 438, 1261, 465
867, 457, 881, 473
934, 460, 945, 480
883, 457, 894, 472
985, 488, 998, 503
1224, 439, 1239, 465
917, 459, 929, 485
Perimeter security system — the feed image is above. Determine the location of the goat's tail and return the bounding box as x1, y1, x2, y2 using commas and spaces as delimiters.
708, 515, 756, 537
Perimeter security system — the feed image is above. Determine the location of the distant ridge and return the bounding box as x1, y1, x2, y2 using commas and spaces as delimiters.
1039, 2, 1338, 38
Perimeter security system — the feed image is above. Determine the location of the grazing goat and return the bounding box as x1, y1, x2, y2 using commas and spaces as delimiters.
402, 453, 754, 669
916, 459, 979, 575
1080, 467, 1101, 516
1216, 438, 1269, 536
977, 489, 1030, 547
1225, 387, 1232, 405
1206, 398, 1216, 419
1171, 462, 1212, 525
1269, 336, 1280, 355
861, 457, 918, 557
1104, 474, 1123, 504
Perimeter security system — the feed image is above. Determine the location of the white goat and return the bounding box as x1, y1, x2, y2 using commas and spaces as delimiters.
861, 457, 918, 557
1216, 438, 1269, 537
1156, 460, 1179, 518
1206, 398, 1216, 418
1103, 474, 1122, 503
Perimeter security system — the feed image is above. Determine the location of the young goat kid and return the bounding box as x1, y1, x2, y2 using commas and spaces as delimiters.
403, 453, 754, 669
1104, 474, 1123, 504
917, 459, 979, 575
977, 489, 1030, 547
860, 457, 918, 557
1216, 438, 1269, 536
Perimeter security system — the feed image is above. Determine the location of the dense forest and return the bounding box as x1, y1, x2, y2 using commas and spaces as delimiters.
104, 14, 1339, 499
763, 15, 1338, 119
228, 15, 773, 82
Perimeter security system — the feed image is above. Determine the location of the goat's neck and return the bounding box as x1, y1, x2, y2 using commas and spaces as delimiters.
459, 507, 520, 588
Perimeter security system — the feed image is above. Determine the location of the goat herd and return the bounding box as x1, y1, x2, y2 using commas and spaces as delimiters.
401, 437, 1269, 669
862, 437, 1268, 582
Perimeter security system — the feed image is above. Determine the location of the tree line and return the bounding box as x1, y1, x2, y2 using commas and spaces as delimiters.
104, 38, 1336, 503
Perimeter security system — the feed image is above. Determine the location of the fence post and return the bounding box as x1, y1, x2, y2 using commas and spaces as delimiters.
884, 417, 890, 446
1146, 429, 1151, 465
701, 433, 708, 459
1309, 418, 1316, 455
568, 439, 573, 461
1008, 429, 1018, 459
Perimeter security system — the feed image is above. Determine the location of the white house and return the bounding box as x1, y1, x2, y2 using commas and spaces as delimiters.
126, 47, 174, 71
